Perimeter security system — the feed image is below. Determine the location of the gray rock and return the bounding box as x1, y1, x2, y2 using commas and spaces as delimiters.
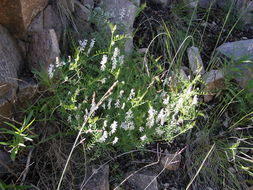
82, 165, 110, 190
187, 46, 205, 75
27, 29, 60, 72
17, 78, 38, 102
0, 25, 23, 98
126, 173, 158, 190
217, 39, 253, 61
74, 0, 93, 38
0, 150, 12, 178
43, 5, 63, 41
99, 0, 140, 53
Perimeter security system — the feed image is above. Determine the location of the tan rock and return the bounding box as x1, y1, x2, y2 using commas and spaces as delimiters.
203, 70, 224, 102
247, 186, 253, 190
27, 29, 60, 72
17, 78, 38, 102
0, 0, 49, 37
161, 151, 181, 171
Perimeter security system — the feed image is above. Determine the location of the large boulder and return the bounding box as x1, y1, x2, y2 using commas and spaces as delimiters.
217, 39, 253, 61
99, 0, 140, 53
0, 25, 23, 98
0, 0, 49, 37
27, 29, 60, 72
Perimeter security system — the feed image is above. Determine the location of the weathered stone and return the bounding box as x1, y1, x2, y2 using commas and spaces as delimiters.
17, 78, 38, 102
43, 5, 63, 41
0, 0, 49, 37
27, 29, 60, 72
203, 70, 224, 102
99, 0, 140, 53
187, 46, 205, 75
82, 165, 109, 190
0, 98, 12, 119
28, 11, 44, 33
0, 25, 23, 98
161, 151, 181, 171
217, 39, 253, 61
126, 173, 158, 190
247, 186, 253, 190
0, 150, 11, 178
74, 1, 93, 38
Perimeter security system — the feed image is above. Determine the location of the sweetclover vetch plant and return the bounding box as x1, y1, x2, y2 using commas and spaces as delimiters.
41, 26, 202, 151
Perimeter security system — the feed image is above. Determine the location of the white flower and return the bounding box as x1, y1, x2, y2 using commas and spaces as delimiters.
79, 39, 88, 50
128, 89, 135, 100
48, 64, 55, 78
107, 98, 112, 109
119, 90, 124, 98
87, 38, 95, 55
163, 97, 170, 105
139, 127, 144, 132
101, 78, 106, 84
67, 115, 72, 122
121, 102, 126, 110
112, 137, 118, 145
156, 128, 164, 136
140, 135, 147, 141
119, 55, 124, 66
156, 108, 167, 126
102, 103, 106, 109
146, 107, 157, 128
126, 110, 133, 120
192, 95, 198, 105
99, 131, 108, 142
111, 47, 120, 71
115, 99, 120, 108
121, 122, 128, 130
103, 120, 108, 129
100, 55, 108, 71
110, 121, 118, 134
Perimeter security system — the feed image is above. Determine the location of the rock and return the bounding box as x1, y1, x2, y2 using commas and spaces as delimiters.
217, 39, 253, 61
203, 70, 224, 102
126, 173, 158, 190
247, 186, 253, 190
74, 0, 93, 38
0, 0, 49, 37
149, 0, 172, 7
160, 151, 181, 171
187, 46, 205, 75
0, 25, 23, 98
82, 165, 109, 190
99, 0, 140, 53
17, 78, 38, 102
27, 29, 60, 72
28, 12, 44, 33
0, 98, 13, 119
0, 150, 12, 178
43, 5, 63, 41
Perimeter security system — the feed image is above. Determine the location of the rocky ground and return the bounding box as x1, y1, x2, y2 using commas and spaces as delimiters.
0, 0, 253, 190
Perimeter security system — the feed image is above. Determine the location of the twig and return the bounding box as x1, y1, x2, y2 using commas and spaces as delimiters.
57, 81, 118, 190
21, 148, 34, 184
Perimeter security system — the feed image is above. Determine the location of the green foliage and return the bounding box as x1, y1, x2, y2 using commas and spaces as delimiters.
32, 25, 201, 151
0, 181, 30, 190
0, 112, 35, 161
